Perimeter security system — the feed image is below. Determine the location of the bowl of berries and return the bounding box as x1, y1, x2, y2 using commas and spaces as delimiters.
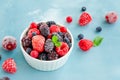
20, 21, 74, 71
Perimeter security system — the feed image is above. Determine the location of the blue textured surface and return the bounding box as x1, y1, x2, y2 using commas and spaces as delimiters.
0, 0, 120, 80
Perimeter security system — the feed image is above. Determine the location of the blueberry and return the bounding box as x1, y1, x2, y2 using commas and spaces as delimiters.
64, 37, 70, 44
78, 34, 84, 40
81, 7, 86, 11
38, 52, 47, 60
0, 54, 1, 60
68, 43, 72, 48
96, 27, 102, 32
58, 32, 63, 37
32, 32, 37, 37
46, 21, 56, 27
26, 48, 32, 54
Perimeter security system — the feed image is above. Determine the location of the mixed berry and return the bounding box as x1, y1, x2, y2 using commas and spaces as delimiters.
21, 21, 72, 61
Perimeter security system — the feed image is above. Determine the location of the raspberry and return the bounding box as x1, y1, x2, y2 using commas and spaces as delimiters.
2, 58, 17, 74
30, 22, 38, 29
50, 25, 60, 33
105, 11, 118, 24
66, 16, 72, 23
78, 12, 92, 26
78, 39, 93, 51
28, 28, 40, 38
44, 39, 54, 53
38, 52, 47, 60
46, 21, 56, 27
56, 42, 69, 56
47, 51, 59, 60
22, 36, 32, 47
60, 27, 67, 32
2, 36, 17, 51
30, 50, 39, 58
32, 35, 45, 52
39, 23, 50, 37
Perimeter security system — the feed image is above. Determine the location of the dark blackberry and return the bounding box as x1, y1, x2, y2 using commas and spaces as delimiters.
22, 36, 32, 47
44, 39, 54, 53
39, 23, 50, 37
64, 32, 72, 42
0, 54, 1, 60
47, 51, 59, 60
2, 77, 10, 80
38, 52, 47, 60
25, 48, 32, 54
78, 34, 84, 40
81, 7, 86, 11
46, 21, 56, 27
52, 32, 63, 42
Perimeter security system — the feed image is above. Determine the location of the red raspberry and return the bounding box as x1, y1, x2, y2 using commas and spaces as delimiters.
2, 58, 17, 74
56, 42, 69, 57
30, 50, 39, 58
50, 25, 60, 33
47, 34, 52, 39
78, 12, 92, 26
30, 22, 38, 29
60, 27, 67, 32
28, 28, 40, 38
32, 35, 45, 52
66, 16, 72, 23
105, 11, 118, 24
78, 39, 93, 51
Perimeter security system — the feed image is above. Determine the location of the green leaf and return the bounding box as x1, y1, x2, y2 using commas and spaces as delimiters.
93, 36, 103, 47
55, 42, 61, 47
52, 35, 58, 43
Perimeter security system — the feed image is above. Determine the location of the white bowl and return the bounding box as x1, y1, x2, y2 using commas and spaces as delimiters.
20, 23, 74, 71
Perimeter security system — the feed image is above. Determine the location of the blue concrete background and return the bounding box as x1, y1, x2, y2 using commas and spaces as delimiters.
0, 0, 120, 80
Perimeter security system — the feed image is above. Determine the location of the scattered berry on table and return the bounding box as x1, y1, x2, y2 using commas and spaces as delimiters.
78, 34, 84, 40
2, 58, 17, 74
105, 11, 118, 24
38, 52, 47, 60
30, 50, 39, 58
50, 25, 60, 33
78, 12, 92, 26
96, 26, 102, 32
56, 42, 69, 56
78, 39, 93, 51
30, 22, 38, 29
28, 28, 40, 38
39, 23, 50, 37
25, 47, 32, 54
66, 16, 72, 23
32, 35, 45, 52
22, 36, 32, 47
2, 77, 10, 80
47, 51, 59, 60
44, 39, 54, 53
46, 21, 56, 27
60, 27, 67, 32
32, 32, 37, 37
81, 6, 86, 12
2, 36, 17, 51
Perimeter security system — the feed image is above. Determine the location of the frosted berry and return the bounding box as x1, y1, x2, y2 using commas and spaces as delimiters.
60, 27, 67, 32
46, 21, 56, 27
30, 50, 39, 58
78, 12, 92, 26
78, 39, 93, 51
66, 16, 72, 23
2, 36, 17, 51
2, 58, 17, 74
2, 77, 10, 80
50, 25, 60, 33
47, 51, 59, 60
81, 7, 86, 11
56, 42, 69, 56
25, 47, 32, 54
78, 34, 84, 40
28, 28, 40, 38
64, 32, 72, 42
38, 52, 47, 60
105, 11, 118, 24
30, 22, 38, 29
32, 35, 45, 52
22, 36, 32, 47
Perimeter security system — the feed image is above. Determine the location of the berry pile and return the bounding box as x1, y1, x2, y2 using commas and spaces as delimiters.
21, 21, 72, 61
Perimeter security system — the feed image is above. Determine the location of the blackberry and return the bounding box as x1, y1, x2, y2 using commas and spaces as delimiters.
78, 34, 84, 40
81, 7, 86, 11
25, 48, 32, 54
64, 32, 72, 42
44, 39, 54, 53
0, 54, 1, 60
22, 36, 32, 47
47, 51, 59, 60
39, 23, 50, 37
37, 22, 46, 29
38, 52, 47, 60
46, 21, 56, 27
52, 32, 63, 42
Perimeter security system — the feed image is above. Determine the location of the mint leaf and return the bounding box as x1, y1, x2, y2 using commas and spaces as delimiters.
93, 36, 103, 47
52, 35, 58, 43
55, 42, 61, 47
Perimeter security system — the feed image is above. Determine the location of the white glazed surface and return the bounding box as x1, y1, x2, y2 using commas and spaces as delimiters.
20, 25, 74, 71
